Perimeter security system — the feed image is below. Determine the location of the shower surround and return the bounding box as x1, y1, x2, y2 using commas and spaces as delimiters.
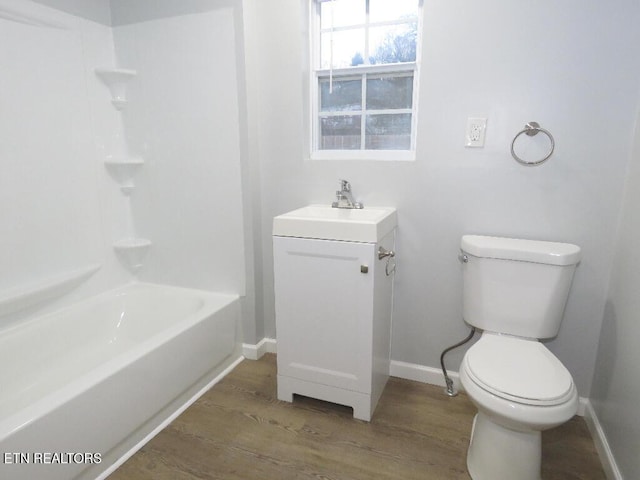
0, 1, 247, 478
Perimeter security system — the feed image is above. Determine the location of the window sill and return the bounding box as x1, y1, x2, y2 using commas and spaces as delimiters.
310, 150, 416, 162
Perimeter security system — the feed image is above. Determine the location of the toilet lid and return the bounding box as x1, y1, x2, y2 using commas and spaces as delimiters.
465, 334, 574, 405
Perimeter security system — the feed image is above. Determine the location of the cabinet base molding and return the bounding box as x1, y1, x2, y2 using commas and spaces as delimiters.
277, 375, 374, 421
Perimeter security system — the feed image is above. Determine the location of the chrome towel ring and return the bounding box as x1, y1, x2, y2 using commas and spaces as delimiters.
510, 121, 555, 166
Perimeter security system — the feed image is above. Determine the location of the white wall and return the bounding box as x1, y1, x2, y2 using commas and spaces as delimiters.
0, 0, 131, 327
111, 5, 246, 296
110, 0, 235, 27
29, 0, 111, 24
1, 0, 248, 334
244, 0, 640, 396
590, 112, 640, 478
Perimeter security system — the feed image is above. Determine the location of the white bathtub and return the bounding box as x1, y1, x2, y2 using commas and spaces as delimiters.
0, 282, 242, 480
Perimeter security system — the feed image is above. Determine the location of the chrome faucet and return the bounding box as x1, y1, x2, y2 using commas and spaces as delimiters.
332, 179, 363, 209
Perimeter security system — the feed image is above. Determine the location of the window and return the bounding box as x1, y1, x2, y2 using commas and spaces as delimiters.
311, 0, 421, 160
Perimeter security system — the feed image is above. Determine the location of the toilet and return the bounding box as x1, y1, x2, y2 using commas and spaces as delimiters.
458, 235, 581, 480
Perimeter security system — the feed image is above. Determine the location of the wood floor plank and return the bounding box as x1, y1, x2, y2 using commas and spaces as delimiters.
109, 354, 606, 480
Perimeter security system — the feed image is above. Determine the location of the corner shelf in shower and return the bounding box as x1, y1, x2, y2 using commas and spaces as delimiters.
113, 238, 152, 273
95, 67, 137, 111
104, 156, 144, 195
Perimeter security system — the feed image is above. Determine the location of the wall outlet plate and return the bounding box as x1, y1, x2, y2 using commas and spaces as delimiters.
465, 117, 487, 147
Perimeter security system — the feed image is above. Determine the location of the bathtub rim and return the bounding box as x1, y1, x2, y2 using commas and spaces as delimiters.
0, 281, 237, 338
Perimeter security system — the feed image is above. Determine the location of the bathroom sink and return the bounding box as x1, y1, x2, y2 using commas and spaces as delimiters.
273, 204, 397, 243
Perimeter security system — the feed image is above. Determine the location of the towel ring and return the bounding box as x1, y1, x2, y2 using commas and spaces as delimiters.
510, 121, 555, 166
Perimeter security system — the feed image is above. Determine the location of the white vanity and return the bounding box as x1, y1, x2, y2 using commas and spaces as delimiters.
272, 204, 397, 421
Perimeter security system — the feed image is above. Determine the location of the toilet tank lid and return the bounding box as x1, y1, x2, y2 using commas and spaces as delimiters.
461, 235, 581, 266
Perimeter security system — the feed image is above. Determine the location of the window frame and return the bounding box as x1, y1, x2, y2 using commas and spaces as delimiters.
309, 0, 422, 161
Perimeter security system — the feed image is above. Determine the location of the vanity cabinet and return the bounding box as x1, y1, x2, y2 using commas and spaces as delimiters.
273, 231, 395, 421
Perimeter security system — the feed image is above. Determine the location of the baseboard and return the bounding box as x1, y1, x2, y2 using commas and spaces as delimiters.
577, 396, 588, 417
390, 359, 591, 415
390, 359, 464, 392
244, 340, 590, 417
242, 337, 277, 360
583, 399, 623, 480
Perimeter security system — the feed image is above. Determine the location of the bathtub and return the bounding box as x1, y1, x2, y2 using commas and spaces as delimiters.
0, 282, 242, 480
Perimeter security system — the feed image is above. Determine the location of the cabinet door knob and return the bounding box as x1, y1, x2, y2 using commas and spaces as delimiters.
360, 265, 369, 274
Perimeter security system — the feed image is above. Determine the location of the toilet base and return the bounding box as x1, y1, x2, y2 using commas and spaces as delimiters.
467, 412, 541, 480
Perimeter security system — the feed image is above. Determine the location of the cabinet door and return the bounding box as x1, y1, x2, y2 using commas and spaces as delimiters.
274, 236, 375, 394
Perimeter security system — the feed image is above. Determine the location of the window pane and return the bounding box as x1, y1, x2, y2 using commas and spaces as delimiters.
314, 0, 420, 154
321, 115, 361, 150
369, 0, 418, 24
320, 0, 365, 29
320, 78, 362, 112
369, 23, 418, 64
320, 29, 365, 69
365, 114, 412, 150
366, 75, 413, 110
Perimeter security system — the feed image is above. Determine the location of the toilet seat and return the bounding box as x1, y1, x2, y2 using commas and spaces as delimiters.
464, 333, 574, 406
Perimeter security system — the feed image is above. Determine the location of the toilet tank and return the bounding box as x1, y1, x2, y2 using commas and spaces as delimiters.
461, 235, 581, 339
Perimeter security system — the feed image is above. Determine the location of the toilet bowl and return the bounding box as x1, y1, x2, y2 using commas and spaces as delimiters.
460, 334, 578, 480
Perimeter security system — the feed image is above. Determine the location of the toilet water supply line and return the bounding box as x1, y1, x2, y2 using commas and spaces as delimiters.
440, 327, 476, 397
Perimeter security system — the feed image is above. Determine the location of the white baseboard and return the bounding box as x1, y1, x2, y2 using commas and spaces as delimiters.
244, 339, 590, 417
390, 358, 590, 416
583, 399, 623, 480
242, 337, 277, 360
577, 396, 588, 417
390, 359, 464, 392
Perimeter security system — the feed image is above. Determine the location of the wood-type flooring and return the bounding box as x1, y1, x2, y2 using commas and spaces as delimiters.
109, 354, 605, 480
